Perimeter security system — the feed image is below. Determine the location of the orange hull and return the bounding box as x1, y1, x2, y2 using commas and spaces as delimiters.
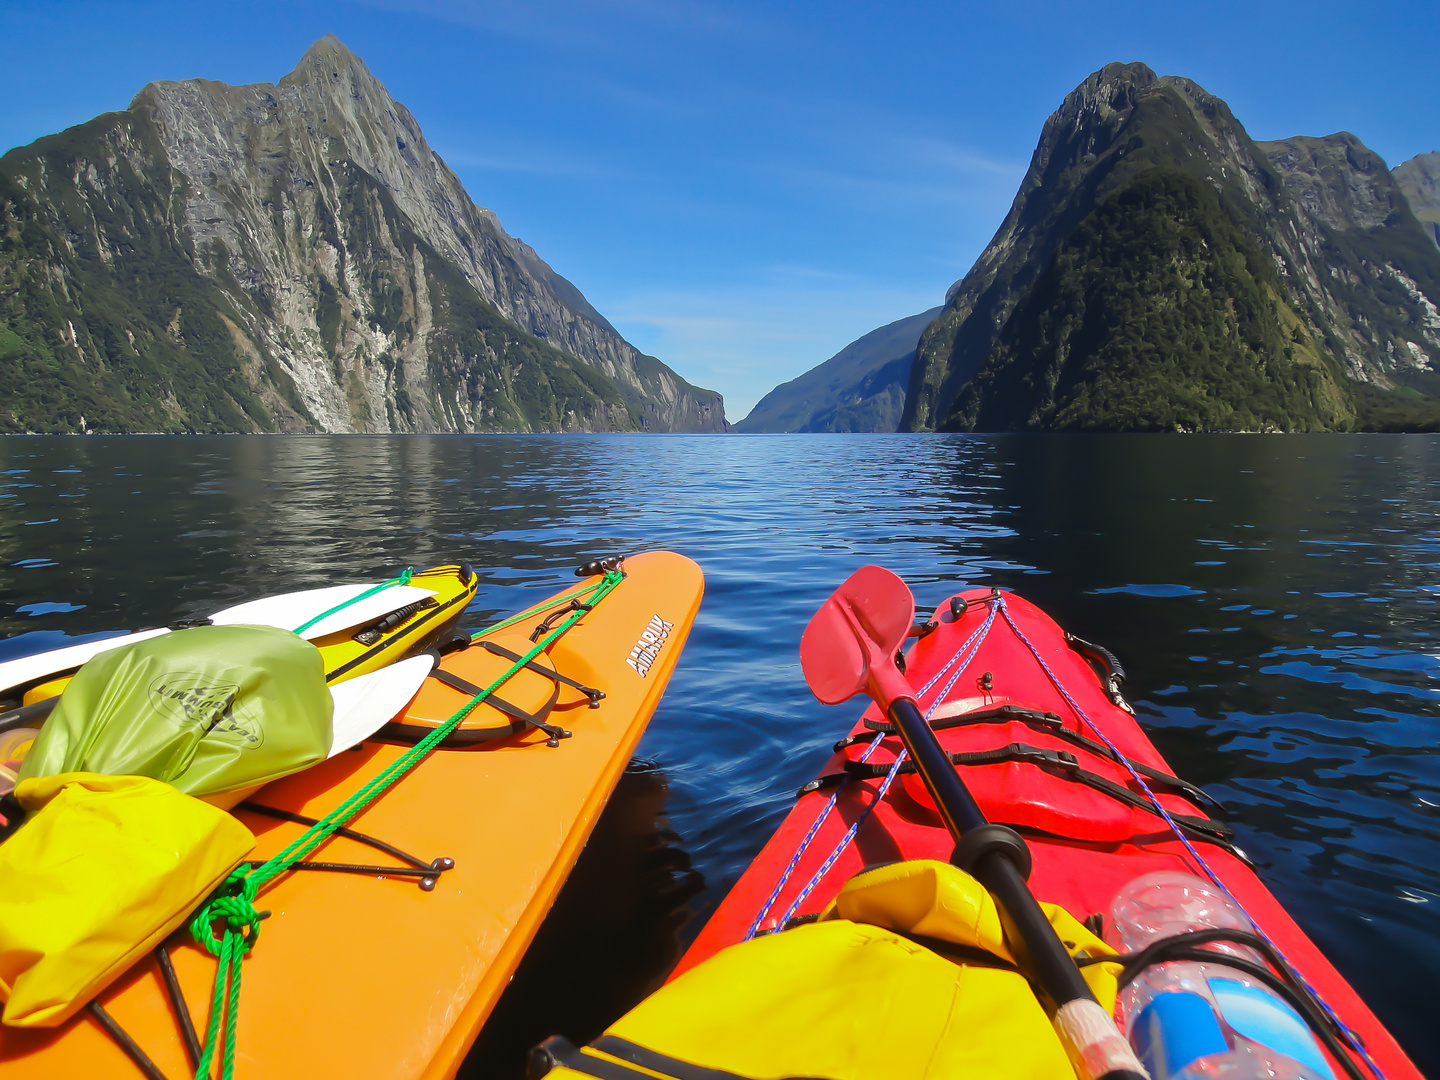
0, 550, 704, 1080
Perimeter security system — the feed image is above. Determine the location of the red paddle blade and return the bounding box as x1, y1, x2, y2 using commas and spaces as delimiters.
800, 565, 916, 705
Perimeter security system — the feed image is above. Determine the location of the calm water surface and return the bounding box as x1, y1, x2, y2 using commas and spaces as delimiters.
1, 434, 1436, 1074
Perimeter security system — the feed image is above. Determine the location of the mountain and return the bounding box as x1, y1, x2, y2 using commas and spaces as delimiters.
901, 62, 1440, 433
1394, 152, 1440, 249
0, 36, 726, 433
734, 307, 942, 432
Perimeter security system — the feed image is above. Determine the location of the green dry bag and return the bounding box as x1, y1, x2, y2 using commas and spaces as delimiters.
18, 624, 333, 806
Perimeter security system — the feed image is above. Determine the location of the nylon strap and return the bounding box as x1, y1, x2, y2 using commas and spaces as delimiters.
479, 640, 604, 699
189, 569, 623, 1080
851, 704, 1223, 812
430, 667, 565, 739
835, 741, 1237, 849
531, 1034, 803, 1080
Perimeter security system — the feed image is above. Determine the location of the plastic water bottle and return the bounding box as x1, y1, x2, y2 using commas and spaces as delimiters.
1105, 871, 1334, 1080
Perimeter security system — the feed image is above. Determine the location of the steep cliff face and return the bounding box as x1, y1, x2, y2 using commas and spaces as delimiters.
734, 307, 942, 432
0, 35, 725, 433
1395, 152, 1440, 249
1259, 133, 1405, 232
901, 62, 1440, 433
949, 169, 1353, 431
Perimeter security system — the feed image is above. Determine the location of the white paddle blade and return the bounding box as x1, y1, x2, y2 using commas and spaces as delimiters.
211, 583, 438, 640
0, 578, 437, 701
0, 628, 172, 698
326, 653, 436, 757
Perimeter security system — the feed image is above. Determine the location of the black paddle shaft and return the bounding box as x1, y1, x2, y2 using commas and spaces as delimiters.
887, 697, 1097, 1009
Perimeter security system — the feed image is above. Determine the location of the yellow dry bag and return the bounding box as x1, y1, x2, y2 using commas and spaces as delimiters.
0, 772, 255, 1028
532, 859, 1120, 1080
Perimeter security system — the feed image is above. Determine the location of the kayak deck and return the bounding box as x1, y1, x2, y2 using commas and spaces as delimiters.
0, 551, 703, 1080
679, 587, 1420, 1080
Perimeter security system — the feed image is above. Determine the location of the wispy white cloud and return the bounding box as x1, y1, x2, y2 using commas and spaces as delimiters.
760, 161, 1020, 215
743, 119, 1029, 214
351, 0, 769, 54
891, 133, 1028, 178
433, 142, 637, 180
662, 82, 1030, 222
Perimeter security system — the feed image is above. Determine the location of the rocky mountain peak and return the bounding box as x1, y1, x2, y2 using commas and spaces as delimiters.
1395, 151, 1440, 248
272, 33, 439, 194
290, 32, 362, 72
1056, 61, 1158, 117
131, 35, 491, 285
0, 37, 725, 433
1031, 62, 1248, 174
914, 62, 1281, 428
1258, 132, 1407, 232
282, 32, 371, 86
901, 62, 1440, 433
1017, 62, 1159, 209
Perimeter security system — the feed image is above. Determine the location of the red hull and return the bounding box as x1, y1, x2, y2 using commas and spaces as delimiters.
678, 588, 1420, 1080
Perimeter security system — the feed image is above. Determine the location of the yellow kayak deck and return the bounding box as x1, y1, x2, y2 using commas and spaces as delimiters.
0, 551, 704, 1080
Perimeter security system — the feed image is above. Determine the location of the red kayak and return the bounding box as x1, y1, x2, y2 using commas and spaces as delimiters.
677, 586, 1421, 1080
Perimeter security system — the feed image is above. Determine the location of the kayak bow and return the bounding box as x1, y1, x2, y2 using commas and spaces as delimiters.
671, 583, 1419, 1080
0, 551, 704, 1080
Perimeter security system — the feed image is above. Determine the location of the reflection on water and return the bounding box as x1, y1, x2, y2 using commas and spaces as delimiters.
461, 760, 702, 1078
0, 433, 1437, 1073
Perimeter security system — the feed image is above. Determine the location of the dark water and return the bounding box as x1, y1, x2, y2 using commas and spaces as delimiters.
1, 434, 1437, 1075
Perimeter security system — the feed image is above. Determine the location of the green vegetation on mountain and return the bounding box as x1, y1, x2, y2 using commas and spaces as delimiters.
0, 113, 282, 433
905, 65, 1283, 433
0, 126, 638, 433
413, 209, 632, 432
899, 63, 1440, 434
949, 169, 1355, 431
0, 36, 725, 434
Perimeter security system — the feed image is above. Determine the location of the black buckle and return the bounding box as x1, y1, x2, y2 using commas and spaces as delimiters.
797, 773, 847, 798
168, 617, 214, 630
1005, 743, 1079, 771
992, 704, 1064, 730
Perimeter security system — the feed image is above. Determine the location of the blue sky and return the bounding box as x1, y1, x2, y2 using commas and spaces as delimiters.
2, 1, 1437, 420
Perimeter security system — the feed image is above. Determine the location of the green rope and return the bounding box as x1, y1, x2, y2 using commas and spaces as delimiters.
289, 567, 416, 637
466, 577, 612, 640
189, 876, 263, 1080
189, 568, 624, 1079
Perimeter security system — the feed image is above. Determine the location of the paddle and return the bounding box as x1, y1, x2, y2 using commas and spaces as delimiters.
0, 579, 446, 736
800, 565, 1148, 1080
0, 579, 441, 705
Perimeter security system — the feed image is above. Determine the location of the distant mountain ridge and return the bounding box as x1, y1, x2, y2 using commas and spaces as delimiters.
1394, 152, 1440, 249
893, 62, 1440, 433
735, 307, 942, 432
0, 35, 725, 433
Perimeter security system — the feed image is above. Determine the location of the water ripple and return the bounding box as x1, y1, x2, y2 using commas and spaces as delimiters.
0, 432, 1435, 1072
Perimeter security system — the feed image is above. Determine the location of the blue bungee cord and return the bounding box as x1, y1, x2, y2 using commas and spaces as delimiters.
995, 593, 1385, 1080
745, 600, 1001, 936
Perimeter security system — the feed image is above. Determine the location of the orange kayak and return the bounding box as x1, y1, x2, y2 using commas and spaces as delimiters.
0, 550, 704, 1080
